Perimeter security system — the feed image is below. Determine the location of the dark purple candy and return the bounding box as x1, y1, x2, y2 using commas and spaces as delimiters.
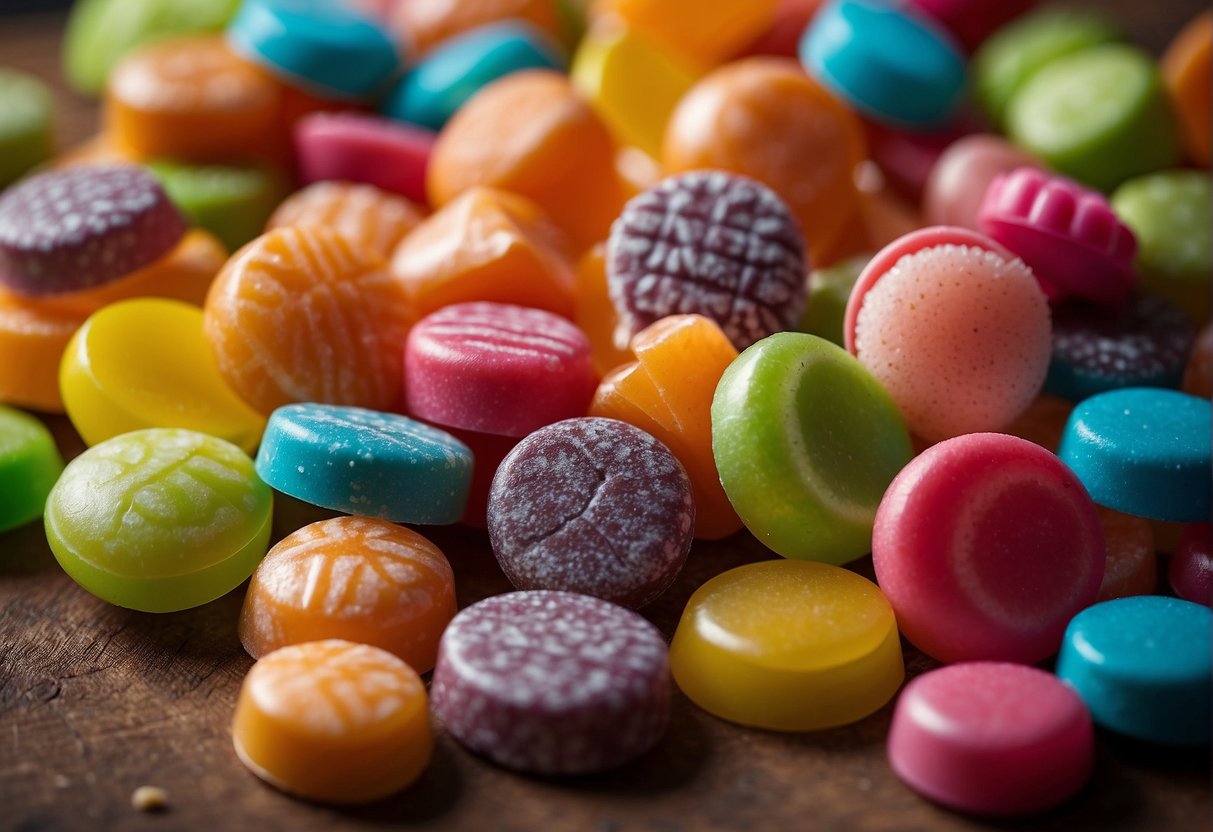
0, 164, 187, 296
431, 590, 670, 775
487, 417, 694, 609
606, 169, 808, 351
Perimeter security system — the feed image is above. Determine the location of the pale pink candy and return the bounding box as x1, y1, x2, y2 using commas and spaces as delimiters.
922, 135, 1038, 230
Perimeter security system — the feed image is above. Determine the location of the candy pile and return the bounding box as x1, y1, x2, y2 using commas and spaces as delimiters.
1, 0, 1210, 815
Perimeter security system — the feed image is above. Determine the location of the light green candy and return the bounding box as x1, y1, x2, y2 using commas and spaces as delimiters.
0, 68, 54, 188
0, 406, 64, 534
63, 0, 242, 96
45, 428, 272, 612
797, 254, 869, 348
712, 332, 913, 566
148, 161, 288, 252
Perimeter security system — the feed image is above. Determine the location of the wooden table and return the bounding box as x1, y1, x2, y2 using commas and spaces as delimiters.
2, 7, 1209, 831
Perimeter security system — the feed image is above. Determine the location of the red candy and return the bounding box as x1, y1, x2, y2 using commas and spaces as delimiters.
1169, 523, 1212, 604
294, 112, 435, 205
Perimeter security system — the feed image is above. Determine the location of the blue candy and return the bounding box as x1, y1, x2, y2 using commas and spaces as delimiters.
228, 0, 400, 100
255, 403, 473, 524
1057, 596, 1211, 746
800, 0, 966, 128
1057, 387, 1211, 522
380, 22, 564, 131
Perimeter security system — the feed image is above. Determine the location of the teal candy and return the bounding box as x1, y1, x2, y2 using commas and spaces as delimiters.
1057, 596, 1211, 746
255, 404, 473, 524
799, 0, 966, 128
382, 22, 564, 131
1057, 388, 1211, 523
227, 0, 400, 100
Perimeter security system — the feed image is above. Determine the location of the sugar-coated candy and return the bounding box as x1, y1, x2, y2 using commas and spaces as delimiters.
1161, 12, 1211, 167
1169, 524, 1212, 605
0, 405, 63, 534
713, 332, 912, 564
922, 134, 1038, 230
239, 517, 456, 672
1096, 507, 1156, 601
45, 428, 272, 612
267, 181, 423, 260
873, 433, 1104, 664
1058, 388, 1211, 523
255, 404, 472, 524
0, 165, 186, 296
888, 662, 1093, 816
488, 417, 693, 608
0, 69, 54, 188
389, 0, 565, 58
670, 560, 904, 731
431, 590, 670, 774
293, 112, 434, 205
607, 170, 807, 351
1057, 597, 1211, 746
149, 160, 287, 252
232, 640, 432, 803
906, 0, 1036, 53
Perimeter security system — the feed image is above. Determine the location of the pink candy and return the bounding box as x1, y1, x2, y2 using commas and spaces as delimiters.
922, 134, 1038, 229
294, 112, 434, 205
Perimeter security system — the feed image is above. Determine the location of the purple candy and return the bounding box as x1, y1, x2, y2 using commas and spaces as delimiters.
0, 164, 186, 296
488, 417, 694, 609
606, 169, 808, 351
431, 590, 670, 775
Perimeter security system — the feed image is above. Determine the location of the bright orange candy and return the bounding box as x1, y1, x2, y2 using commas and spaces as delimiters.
591, 314, 743, 540
574, 244, 632, 377
427, 70, 627, 252
204, 226, 413, 415
663, 58, 866, 262
239, 517, 456, 673
1161, 11, 1211, 167
390, 0, 564, 57
605, 0, 779, 66
267, 182, 425, 260
1096, 507, 1157, 601
390, 186, 575, 318
232, 639, 432, 803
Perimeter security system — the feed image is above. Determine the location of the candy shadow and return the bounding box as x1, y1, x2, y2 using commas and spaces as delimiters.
0, 520, 59, 575
333, 738, 463, 824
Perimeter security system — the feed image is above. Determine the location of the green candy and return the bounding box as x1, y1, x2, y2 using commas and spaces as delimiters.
973, 7, 1121, 129
0, 69, 54, 188
0, 406, 64, 534
797, 254, 869, 348
63, 0, 242, 96
45, 428, 272, 613
712, 332, 913, 566
1007, 44, 1181, 193
148, 160, 288, 252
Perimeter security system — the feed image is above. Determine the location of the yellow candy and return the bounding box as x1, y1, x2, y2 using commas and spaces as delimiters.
60, 298, 265, 452
670, 560, 904, 731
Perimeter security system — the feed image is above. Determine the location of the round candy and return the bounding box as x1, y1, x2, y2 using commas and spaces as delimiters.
670, 560, 904, 731
1096, 507, 1156, 601
1161, 11, 1212, 167
1169, 524, 1212, 605
1057, 388, 1211, 523
149, 160, 287, 252
44, 428, 272, 612
233, 640, 432, 803
265, 181, 423, 259
294, 112, 435, 206
1056, 596, 1212, 746
431, 590, 670, 774
255, 404, 472, 524
872, 432, 1104, 664
0, 405, 64, 534
0, 68, 54, 188
239, 517, 456, 671
712, 332, 913, 565
888, 662, 1093, 816
606, 170, 807, 352
488, 417, 693, 608
922, 134, 1038, 230
0, 165, 187, 296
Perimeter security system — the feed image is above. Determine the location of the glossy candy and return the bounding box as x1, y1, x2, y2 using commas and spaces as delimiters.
149, 160, 287, 252
670, 560, 904, 731
923, 134, 1038, 230
389, 0, 564, 58
0, 69, 54, 188
488, 417, 693, 607
607, 0, 779, 65
872, 433, 1104, 664
294, 112, 434, 205
45, 428, 272, 612
1161, 12, 1212, 167
255, 404, 472, 524
1169, 524, 1212, 604
0, 405, 63, 533
431, 590, 670, 774
239, 517, 456, 672
1096, 508, 1156, 601
233, 640, 432, 803
266, 181, 424, 260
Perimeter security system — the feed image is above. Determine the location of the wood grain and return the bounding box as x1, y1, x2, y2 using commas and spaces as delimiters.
2, 7, 1210, 832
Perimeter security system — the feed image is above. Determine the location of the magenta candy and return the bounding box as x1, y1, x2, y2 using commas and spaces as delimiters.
1169, 523, 1212, 605
978, 166, 1137, 304
431, 590, 670, 774
488, 417, 693, 608
923, 134, 1039, 229
0, 164, 186, 296
294, 112, 434, 205
404, 302, 597, 438
872, 432, 1104, 664
888, 662, 1093, 815
606, 170, 807, 351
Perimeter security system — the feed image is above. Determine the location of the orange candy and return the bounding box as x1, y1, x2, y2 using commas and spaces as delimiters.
1161, 11, 1212, 167
1183, 321, 1212, 399
574, 244, 632, 377
663, 57, 866, 262
606, 0, 779, 66
591, 314, 743, 540
1096, 507, 1157, 601
390, 186, 575, 318
390, 0, 565, 57
267, 182, 425, 260
427, 70, 627, 252
204, 226, 413, 415
239, 517, 456, 673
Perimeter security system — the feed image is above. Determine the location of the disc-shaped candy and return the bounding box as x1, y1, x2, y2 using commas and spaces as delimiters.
149, 160, 287, 252
265, 181, 423, 259
294, 112, 434, 205
0, 405, 63, 534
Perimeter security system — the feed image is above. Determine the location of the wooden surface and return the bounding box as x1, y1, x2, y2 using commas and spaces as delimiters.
2, 7, 1210, 832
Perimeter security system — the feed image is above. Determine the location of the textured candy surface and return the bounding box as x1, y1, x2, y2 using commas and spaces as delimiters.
488, 417, 693, 608
266, 181, 423, 259
431, 590, 670, 774
0, 405, 64, 533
